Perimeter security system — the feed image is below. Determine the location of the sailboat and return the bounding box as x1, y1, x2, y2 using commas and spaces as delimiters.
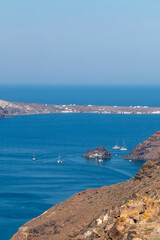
112, 140, 120, 150
57, 154, 62, 164
120, 139, 127, 151
98, 159, 103, 163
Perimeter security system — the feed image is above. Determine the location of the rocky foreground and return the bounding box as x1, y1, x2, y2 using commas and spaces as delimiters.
1, 99, 160, 117
123, 131, 160, 160
11, 160, 160, 240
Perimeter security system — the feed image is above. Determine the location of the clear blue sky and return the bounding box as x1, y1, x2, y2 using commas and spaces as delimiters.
0, 0, 160, 85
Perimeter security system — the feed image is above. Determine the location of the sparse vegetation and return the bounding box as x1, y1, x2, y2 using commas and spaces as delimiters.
147, 217, 153, 222
150, 235, 160, 240
145, 227, 154, 231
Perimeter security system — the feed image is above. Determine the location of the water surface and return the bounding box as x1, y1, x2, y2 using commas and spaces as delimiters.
0, 85, 160, 239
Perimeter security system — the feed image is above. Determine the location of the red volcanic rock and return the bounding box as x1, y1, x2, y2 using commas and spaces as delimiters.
123, 131, 160, 160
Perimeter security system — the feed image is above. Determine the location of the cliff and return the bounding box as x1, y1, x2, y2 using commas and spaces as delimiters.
123, 131, 160, 160
11, 160, 160, 240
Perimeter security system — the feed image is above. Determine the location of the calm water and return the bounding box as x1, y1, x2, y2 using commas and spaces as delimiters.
0, 84, 160, 106
0, 85, 160, 240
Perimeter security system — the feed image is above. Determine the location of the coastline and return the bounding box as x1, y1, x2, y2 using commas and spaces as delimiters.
11, 160, 160, 240
1, 99, 160, 118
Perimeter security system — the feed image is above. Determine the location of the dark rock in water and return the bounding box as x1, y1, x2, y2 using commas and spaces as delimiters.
123, 131, 160, 160
82, 146, 112, 159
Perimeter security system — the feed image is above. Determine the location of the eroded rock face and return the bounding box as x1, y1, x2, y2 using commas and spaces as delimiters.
11, 160, 160, 240
97, 196, 160, 240
82, 146, 112, 159
123, 131, 160, 160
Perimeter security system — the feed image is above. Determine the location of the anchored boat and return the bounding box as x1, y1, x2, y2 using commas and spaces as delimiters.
112, 140, 120, 150
57, 154, 62, 164
120, 139, 127, 151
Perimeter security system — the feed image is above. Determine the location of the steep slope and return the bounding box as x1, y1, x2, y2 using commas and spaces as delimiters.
11, 160, 160, 240
123, 131, 160, 160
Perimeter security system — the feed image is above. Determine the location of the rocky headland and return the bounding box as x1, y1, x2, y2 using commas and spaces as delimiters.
82, 146, 112, 159
11, 159, 160, 240
123, 131, 160, 160
1, 99, 160, 117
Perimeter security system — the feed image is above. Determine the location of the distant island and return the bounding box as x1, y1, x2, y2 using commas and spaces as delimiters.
1, 99, 160, 118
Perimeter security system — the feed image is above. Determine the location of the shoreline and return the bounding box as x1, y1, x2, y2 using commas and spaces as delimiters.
11, 160, 160, 240
1, 99, 160, 118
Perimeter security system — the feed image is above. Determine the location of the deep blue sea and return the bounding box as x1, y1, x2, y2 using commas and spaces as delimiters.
0, 85, 160, 240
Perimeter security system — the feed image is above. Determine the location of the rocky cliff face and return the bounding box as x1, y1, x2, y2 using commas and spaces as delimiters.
11, 160, 160, 240
82, 146, 112, 159
123, 131, 160, 160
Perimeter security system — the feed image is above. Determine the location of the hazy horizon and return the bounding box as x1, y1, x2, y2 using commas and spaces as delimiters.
0, 0, 160, 85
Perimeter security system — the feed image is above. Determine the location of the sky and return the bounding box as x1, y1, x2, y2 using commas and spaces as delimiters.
0, 0, 160, 85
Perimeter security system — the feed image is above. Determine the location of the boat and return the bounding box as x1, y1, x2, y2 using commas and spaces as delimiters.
98, 159, 103, 163
32, 155, 36, 161
57, 154, 62, 164
112, 145, 120, 150
120, 139, 127, 151
112, 140, 120, 150
120, 147, 127, 151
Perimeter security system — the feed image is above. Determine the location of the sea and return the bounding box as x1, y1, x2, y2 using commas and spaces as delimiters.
0, 85, 160, 240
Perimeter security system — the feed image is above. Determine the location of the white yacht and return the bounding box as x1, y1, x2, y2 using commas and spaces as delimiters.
120, 147, 127, 151
112, 145, 120, 150
112, 140, 120, 149
120, 139, 127, 151
33, 155, 36, 161
98, 159, 103, 163
57, 154, 62, 164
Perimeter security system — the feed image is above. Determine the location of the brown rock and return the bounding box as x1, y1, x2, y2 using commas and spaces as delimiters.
123, 131, 160, 160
